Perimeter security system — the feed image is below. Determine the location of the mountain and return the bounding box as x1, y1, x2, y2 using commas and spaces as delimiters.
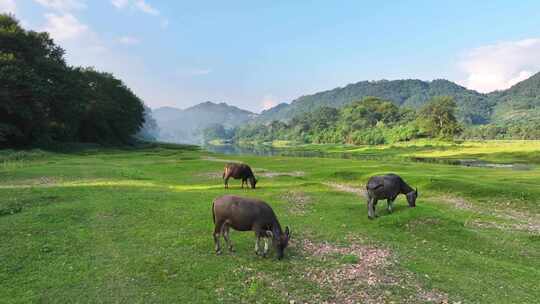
489, 72, 540, 124
153, 102, 257, 144
154, 72, 540, 144
257, 79, 494, 124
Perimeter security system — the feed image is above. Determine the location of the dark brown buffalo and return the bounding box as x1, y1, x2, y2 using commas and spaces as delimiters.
212, 195, 290, 259
366, 173, 418, 219
223, 163, 257, 189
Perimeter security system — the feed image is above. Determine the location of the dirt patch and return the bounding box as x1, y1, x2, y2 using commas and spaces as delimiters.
468, 218, 540, 234
258, 170, 305, 178
195, 171, 223, 179
323, 182, 366, 198
299, 239, 449, 304
201, 156, 238, 163
436, 195, 540, 234
435, 195, 473, 210
406, 218, 442, 228
498, 210, 540, 233
280, 191, 313, 214
0, 176, 62, 189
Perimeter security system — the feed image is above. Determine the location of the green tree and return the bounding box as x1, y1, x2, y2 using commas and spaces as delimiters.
0, 14, 77, 146
0, 14, 145, 147
76, 68, 145, 143
340, 97, 400, 131
418, 96, 462, 138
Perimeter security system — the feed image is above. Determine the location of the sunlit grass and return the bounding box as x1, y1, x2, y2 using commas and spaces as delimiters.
1, 143, 539, 303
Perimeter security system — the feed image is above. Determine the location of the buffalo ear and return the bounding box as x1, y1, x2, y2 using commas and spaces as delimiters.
415, 188, 418, 196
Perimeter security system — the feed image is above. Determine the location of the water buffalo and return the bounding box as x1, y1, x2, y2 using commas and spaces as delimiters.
211, 195, 290, 259
223, 163, 257, 189
366, 173, 418, 219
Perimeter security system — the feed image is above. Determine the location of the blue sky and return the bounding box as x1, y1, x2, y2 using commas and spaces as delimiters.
3, 1, 540, 112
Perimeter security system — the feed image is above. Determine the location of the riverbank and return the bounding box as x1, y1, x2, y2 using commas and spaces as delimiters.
206, 139, 540, 165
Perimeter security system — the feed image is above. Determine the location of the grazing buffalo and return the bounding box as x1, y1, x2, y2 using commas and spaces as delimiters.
211, 195, 290, 259
223, 163, 257, 189
366, 174, 418, 219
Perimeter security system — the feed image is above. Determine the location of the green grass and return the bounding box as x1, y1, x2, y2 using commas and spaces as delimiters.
264, 139, 540, 164
1, 143, 539, 303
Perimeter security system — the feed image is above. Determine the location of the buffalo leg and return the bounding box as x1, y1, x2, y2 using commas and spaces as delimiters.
224, 177, 229, 189
368, 198, 377, 219
254, 235, 262, 256
222, 223, 234, 252
387, 199, 394, 213
213, 222, 223, 255
262, 238, 270, 257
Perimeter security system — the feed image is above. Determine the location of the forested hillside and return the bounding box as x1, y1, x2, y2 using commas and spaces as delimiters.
241, 72, 540, 143
0, 14, 146, 147
257, 79, 493, 124
489, 72, 540, 123
231, 96, 462, 145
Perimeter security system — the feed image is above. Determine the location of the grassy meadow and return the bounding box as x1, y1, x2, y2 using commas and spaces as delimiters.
1, 142, 540, 303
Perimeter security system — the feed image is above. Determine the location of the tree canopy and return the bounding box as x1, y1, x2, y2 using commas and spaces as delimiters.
418, 96, 462, 139
0, 14, 145, 147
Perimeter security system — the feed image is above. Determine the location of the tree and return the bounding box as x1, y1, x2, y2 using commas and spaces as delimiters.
0, 13, 146, 147
76, 68, 145, 144
0, 14, 75, 146
418, 96, 462, 138
340, 97, 400, 131
202, 124, 227, 142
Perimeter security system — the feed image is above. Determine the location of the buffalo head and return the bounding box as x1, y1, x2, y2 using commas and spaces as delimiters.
406, 188, 418, 207
249, 177, 258, 189
271, 226, 290, 260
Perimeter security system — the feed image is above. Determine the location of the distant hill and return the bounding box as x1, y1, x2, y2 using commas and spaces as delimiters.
155, 72, 540, 144
489, 72, 540, 124
257, 79, 494, 124
153, 102, 257, 144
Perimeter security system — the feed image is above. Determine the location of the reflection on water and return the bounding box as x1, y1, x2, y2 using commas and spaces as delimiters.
203, 144, 380, 159
203, 144, 531, 170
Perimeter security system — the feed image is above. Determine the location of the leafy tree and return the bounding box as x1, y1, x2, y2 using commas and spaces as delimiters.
202, 124, 228, 142
418, 96, 462, 139
0, 14, 145, 147
76, 68, 145, 143
340, 97, 400, 131
0, 14, 76, 146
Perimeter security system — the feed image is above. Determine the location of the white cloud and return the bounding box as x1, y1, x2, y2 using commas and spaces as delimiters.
110, 0, 166, 30
33, 0, 86, 12
459, 38, 540, 93
262, 95, 277, 110
43, 13, 89, 42
135, 0, 159, 16
111, 0, 128, 9
0, 0, 16, 14
118, 35, 140, 45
